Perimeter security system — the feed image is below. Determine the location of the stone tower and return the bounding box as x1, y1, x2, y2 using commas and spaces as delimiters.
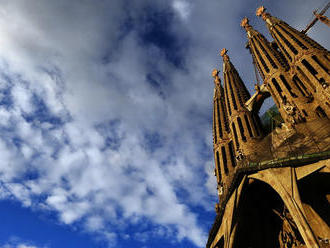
220, 48, 263, 159
256, 6, 330, 119
206, 6, 330, 248
241, 17, 313, 124
211, 69, 234, 200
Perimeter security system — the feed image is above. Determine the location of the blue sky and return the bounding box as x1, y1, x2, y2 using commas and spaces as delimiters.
0, 0, 328, 247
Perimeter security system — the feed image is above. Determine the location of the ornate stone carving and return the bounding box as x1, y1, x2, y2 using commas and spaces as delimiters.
274, 208, 304, 248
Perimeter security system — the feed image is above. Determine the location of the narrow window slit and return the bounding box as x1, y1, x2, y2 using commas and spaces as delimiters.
244, 114, 253, 137
237, 117, 246, 142
216, 151, 222, 177
232, 122, 239, 149
216, 99, 223, 138
228, 141, 236, 167
280, 74, 297, 98
221, 146, 229, 174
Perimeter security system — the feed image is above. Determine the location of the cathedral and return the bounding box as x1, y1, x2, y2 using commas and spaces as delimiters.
207, 6, 330, 248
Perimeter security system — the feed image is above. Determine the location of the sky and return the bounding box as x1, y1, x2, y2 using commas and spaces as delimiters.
0, 0, 328, 247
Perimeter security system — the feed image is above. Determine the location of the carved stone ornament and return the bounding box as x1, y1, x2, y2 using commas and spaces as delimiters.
256, 6, 271, 21
212, 68, 219, 78
240, 17, 250, 29
220, 48, 231, 64
256, 6, 266, 17
274, 208, 303, 248
212, 69, 222, 87
236, 149, 245, 161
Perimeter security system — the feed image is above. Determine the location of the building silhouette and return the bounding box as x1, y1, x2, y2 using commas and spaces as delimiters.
207, 6, 330, 248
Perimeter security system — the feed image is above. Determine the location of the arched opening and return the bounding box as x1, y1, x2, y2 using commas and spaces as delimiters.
233, 179, 304, 248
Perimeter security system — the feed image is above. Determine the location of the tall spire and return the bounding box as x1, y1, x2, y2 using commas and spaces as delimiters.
256, 6, 330, 119
256, 6, 328, 59
211, 69, 234, 197
220, 48, 251, 115
212, 69, 230, 148
241, 17, 317, 124
221, 49, 263, 160
240, 17, 289, 79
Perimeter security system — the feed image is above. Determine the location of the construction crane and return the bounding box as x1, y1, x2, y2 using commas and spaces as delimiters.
302, 1, 330, 33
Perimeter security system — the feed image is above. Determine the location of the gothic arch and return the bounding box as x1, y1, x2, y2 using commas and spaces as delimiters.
232, 179, 294, 248
248, 167, 321, 247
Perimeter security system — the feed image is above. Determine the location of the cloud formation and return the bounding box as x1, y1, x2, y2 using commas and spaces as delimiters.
0, 0, 328, 247
0, 237, 46, 248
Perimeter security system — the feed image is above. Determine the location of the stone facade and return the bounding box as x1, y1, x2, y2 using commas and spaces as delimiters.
207, 6, 330, 248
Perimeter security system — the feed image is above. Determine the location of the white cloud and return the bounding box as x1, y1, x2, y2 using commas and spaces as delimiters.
0, 238, 45, 248
172, 0, 192, 20
1, 245, 37, 248
17, 245, 37, 248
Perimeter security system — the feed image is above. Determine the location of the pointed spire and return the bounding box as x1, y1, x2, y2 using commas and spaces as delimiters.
212, 68, 225, 98
255, 6, 330, 119
240, 16, 289, 77
220, 49, 263, 160
256, 6, 285, 30
220, 48, 238, 75
240, 17, 263, 39
256, 5, 326, 54
211, 68, 228, 134
211, 68, 233, 188
240, 17, 263, 38
220, 48, 251, 109
241, 12, 326, 123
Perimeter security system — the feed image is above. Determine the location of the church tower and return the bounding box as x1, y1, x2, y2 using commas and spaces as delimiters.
211, 69, 235, 199
241, 17, 314, 124
256, 6, 330, 119
221, 48, 263, 160
206, 6, 330, 248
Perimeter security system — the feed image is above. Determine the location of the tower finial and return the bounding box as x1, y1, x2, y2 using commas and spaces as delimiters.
220, 48, 230, 62
256, 6, 270, 20
240, 17, 251, 30
212, 69, 221, 85
220, 48, 227, 57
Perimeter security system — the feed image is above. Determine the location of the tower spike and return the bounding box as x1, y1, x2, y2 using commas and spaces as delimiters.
240, 16, 318, 124
211, 68, 234, 198
256, 6, 330, 119
220, 48, 263, 161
